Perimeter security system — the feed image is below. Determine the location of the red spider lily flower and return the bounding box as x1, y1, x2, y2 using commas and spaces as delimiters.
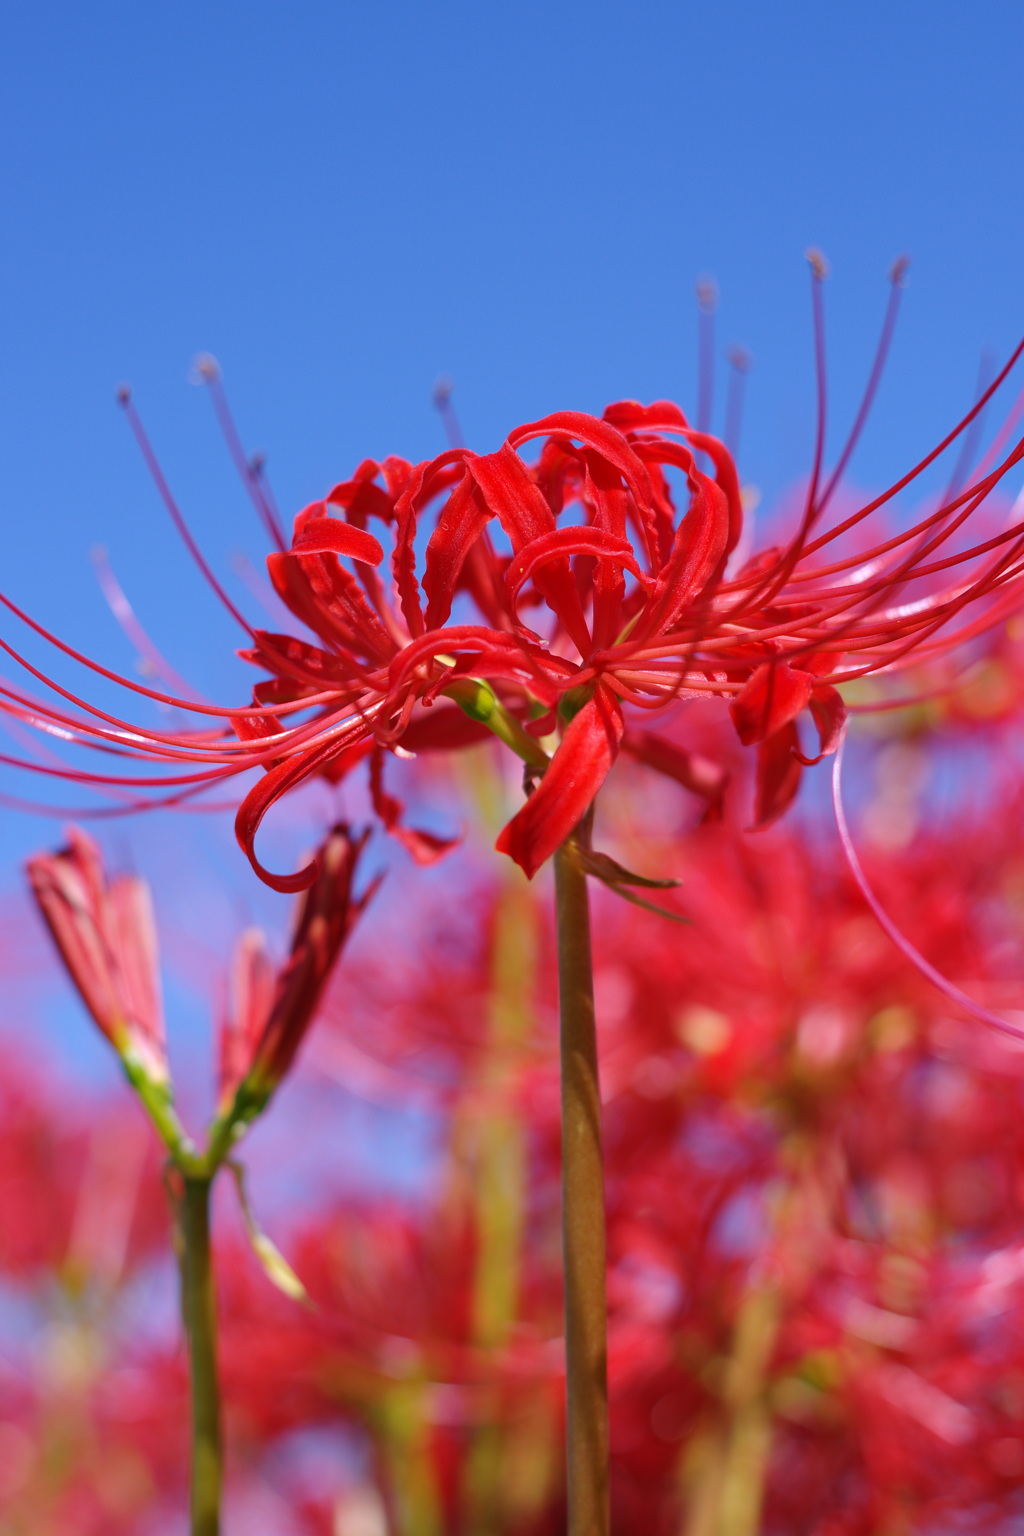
26, 828, 168, 1083
231, 360, 1024, 883
217, 823, 376, 1115
4, 282, 1024, 888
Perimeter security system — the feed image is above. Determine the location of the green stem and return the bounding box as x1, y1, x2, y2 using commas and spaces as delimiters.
554, 830, 609, 1536
444, 678, 550, 768
182, 1177, 222, 1536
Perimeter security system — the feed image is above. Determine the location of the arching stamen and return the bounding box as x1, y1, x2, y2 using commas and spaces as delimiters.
941, 353, 995, 506
432, 376, 465, 450
193, 355, 288, 551
815, 256, 909, 519
117, 387, 255, 636
718, 253, 829, 617
91, 547, 209, 704
803, 248, 830, 524
797, 333, 1024, 560
695, 278, 717, 436
833, 738, 1024, 1043
0, 787, 239, 818
723, 347, 751, 461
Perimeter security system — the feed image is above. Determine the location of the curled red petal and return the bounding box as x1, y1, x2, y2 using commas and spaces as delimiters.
636, 473, 731, 638
506, 410, 653, 515
235, 736, 361, 892
602, 399, 690, 434
421, 474, 494, 630
751, 722, 803, 828
369, 747, 459, 865
505, 527, 647, 611
495, 684, 624, 879
467, 447, 592, 657
729, 662, 815, 746
679, 428, 744, 559
267, 551, 394, 666
391, 450, 468, 638
793, 684, 848, 766
290, 517, 385, 567
325, 470, 396, 527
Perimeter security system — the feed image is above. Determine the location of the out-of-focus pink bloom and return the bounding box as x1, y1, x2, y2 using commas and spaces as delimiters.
26, 828, 167, 1083
217, 824, 375, 1113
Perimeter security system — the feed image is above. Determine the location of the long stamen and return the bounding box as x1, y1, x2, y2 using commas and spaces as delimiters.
432, 376, 465, 450
117, 388, 255, 636
723, 347, 751, 462
91, 548, 209, 704
798, 333, 1024, 560
815, 256, 909, 518
803, 248, 830, 525
719, 251, 830, 619
193, 355, 288, 552
941, 353, 995, 506
695, 278, 717, 436
832, 740, 1024, 1043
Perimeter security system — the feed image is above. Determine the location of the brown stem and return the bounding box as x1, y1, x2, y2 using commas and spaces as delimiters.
182, 1176, 222, 1536
554, 830, 609, 1536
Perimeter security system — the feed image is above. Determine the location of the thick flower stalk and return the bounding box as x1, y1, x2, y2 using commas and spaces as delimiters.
26, 823, 372, 1536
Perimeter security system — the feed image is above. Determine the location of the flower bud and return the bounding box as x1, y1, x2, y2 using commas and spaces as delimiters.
218, 824, 374, 1113
26, 829, 168, 1084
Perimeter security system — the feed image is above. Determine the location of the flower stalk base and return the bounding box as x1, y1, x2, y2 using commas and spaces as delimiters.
182, 1176, 222, 1536
554, 830, 609, 1536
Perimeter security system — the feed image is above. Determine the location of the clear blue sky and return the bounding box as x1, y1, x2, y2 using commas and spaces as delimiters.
0, 0, 1021, 869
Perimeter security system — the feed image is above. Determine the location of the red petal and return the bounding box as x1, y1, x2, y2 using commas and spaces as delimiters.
621, 729, 727, 817
468, 447, 592, 657
291, 517, 384, 567
505, 527, 646, 613
267, 551, 394, 666
391, 451, 467, 638
219, 929, 274, 1105
752, 724, 803, 828
603, 399, 690, 434
421, 474, 494, 630
794, 684, 847, 765
398, 702, 494, 752
495, 684, 624, 878
369, 748, 459, 865
507, 411, 653, 515
235, 735, 362, 892
325, 472, 396, 528
636, 473, 730, 638
678, 429, 744, 560
319, 736, 374, 785
729, 663, 815, 746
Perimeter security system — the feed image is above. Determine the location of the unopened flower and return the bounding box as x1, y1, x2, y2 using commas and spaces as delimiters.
217, 823, 375, 1117
26, 828, 167, 1083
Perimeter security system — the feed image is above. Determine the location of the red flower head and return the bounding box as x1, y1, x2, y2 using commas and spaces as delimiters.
229, 350, 1024, 883
26, 828, 167, 1082
4, 279, 1024, 890
218, 823, 375, 1115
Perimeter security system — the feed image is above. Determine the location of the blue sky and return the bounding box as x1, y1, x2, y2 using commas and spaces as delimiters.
0, 0, 1021, 1057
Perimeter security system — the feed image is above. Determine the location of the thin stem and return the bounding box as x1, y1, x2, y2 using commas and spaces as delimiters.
182, 1176, 222, 1536
554, 830, 609, 1536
